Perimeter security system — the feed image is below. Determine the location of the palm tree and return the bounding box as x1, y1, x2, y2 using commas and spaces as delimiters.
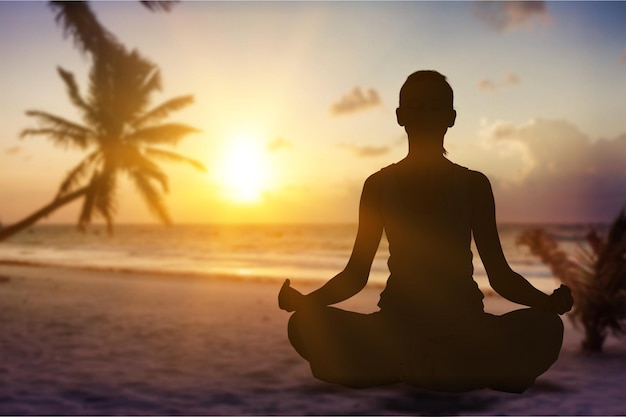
48, 1, 177, 57
517, 210, 626, 352
0, 44, 204, 241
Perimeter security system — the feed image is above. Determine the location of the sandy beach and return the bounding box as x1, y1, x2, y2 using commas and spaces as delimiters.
0, 263, 625, 415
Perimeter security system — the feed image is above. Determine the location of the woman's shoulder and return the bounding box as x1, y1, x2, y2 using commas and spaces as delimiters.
378, 162, 398, 174
452, 163, 490, 184
454, 166, 494, 208
366, 162, 491, 185
367, 163, 396, 182
361, 164, 399, 198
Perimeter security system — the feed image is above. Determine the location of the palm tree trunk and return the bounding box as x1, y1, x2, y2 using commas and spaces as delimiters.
0, 187, 88, 241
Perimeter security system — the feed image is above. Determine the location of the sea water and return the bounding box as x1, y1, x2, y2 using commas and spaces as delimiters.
0, 223, 605, 293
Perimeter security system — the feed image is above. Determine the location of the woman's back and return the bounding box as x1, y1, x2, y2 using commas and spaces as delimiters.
376, 161, 484, 318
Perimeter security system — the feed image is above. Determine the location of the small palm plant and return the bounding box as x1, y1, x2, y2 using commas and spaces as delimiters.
0, 44, 204, 240
517, 210, 626, 352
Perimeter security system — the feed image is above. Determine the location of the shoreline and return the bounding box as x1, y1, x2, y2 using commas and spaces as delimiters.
1, 263, 625, 415
0, 259, 346, 289
0, 221, 583, 298
0, 259, 516, 299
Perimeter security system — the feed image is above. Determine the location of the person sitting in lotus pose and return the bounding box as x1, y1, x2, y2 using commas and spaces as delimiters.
278, 70, 573, 393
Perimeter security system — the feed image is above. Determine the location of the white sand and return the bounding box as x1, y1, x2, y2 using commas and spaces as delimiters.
0, 263, 625, 415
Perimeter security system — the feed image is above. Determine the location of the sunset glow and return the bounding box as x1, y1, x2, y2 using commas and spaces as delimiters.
215, 131, 270, 204
1, 2, 626, 224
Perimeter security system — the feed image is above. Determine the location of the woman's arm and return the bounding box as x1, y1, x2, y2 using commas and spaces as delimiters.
469, 171, 572, 313
278, 172, 384, 312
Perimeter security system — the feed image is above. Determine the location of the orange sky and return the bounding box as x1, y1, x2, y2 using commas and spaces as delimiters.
1, 2, 626, 225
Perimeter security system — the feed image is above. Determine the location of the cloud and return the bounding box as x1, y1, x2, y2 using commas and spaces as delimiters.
339, 142, 390, 158
330, 87, 381, 116
619, 48, 626, 63
504, 72, 521, 85
266, 137, 292, 152
477, 79, 497, 92
477, 72, 521, 92
474, 1, 551, 32
4, 146, 21, 155
480, 118, 626, 222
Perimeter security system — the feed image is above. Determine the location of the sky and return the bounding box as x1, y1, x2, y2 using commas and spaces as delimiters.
1, 1, 626, 225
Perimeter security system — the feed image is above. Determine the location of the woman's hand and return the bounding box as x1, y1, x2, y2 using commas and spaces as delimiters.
278, 279, 307, 312
546, 284, 574, 315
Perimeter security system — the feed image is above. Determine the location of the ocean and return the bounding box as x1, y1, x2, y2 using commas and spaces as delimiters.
0, 223, 605, 294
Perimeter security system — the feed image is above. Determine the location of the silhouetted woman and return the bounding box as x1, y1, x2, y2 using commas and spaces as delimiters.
278, 70, 573, 393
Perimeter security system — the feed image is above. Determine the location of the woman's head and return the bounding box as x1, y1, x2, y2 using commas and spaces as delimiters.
399, 70, 454, 110
396, 70, 457, 153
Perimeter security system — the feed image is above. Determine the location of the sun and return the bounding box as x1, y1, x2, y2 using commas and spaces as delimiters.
215, 131, 270, 204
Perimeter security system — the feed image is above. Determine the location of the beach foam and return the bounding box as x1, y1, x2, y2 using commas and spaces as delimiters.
0, 223, 586, 294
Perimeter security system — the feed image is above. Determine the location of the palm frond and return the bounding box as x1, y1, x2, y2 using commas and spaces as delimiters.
517, 228, 586, 320
119, 147, 169, 192
56, 66, 95, 121
132, 95, 194, 129
122, 50, 161, 115
517, 228, 584, 290
57, 151, 103, 198
518, 213, 626, 352
129, 171, 171, 225
48, 1, 119, 56
137, 162, 169, 193
125, 123, 199, 146
20, 128, 88, 148
138, 67, 162, 99
21, 110, 95, 149
86, 46, 160, 134
606, 209, 626, 247
586, 229, 605, 257
140, 1, 178, 12
600, 209, 626, 292
144, 147, 206, 172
